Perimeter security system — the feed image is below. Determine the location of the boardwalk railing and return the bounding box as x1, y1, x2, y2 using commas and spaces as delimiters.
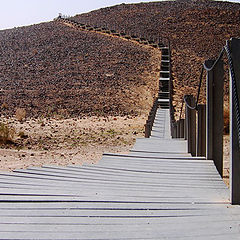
55, 16, 171, 139
55, 16, 166, 48
170, 38, 240, 205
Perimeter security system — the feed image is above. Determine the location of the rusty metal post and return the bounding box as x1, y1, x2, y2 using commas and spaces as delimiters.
172, 122, 177, 138
176, 120, 180, 138
205, 59, 224, 176
229, 38, 240, 204
185, 95, 196, 156
179, 119, 185, 138
197, 104, 206, 156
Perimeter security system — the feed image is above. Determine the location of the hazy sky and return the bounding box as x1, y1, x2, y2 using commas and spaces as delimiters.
0, 0, 239, 30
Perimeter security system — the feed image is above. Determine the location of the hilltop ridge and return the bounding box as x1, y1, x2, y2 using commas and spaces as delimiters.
0, 21, 160, 118
71, 0, 240, 111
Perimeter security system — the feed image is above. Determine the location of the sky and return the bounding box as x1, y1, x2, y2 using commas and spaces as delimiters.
0, 0, 240, 30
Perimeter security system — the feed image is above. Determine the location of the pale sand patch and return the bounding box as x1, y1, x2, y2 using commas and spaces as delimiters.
0, 115, 146, 171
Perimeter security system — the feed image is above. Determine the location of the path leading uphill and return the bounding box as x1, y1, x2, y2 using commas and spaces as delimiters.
0, 16, 239, 240
0, 108, 239, 239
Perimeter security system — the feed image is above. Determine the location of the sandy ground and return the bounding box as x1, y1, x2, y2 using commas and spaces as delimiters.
0, 115, 231, 188
0, 115, 146, 171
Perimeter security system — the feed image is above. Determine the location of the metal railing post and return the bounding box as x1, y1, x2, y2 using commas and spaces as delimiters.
179, 119, 185, 138
197, 104, 206, 156
176, 120, 180, 138
229, 38, 240, 204
185, 95, 196, 156
172, 122, 177, 138
184, 108, 187, 140
205, 59, 224, 176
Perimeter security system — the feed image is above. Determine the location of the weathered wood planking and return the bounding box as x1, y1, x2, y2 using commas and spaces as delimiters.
0, 109, 239, 239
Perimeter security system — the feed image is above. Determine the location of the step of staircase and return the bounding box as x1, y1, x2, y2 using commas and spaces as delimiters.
158, 92, 170, 99
161, 66, 170, 71
161, 56, 170, 61
160, 71, 170, 78
159, 77, 170, 81
161, 60, 170, 63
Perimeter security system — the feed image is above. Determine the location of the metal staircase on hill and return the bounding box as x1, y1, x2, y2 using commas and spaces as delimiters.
159, 47, 170, 109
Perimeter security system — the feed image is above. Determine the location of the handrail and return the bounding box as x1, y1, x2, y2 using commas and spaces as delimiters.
224, 41, 240, 147
56, 15, 169, 138
170, 38, 240, 205
183, 67, 204, 111
178, 42, 240, 146
55, 16, 169, 49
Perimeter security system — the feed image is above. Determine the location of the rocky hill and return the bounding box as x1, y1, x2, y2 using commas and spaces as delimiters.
1, 0, 240, 119
71, 0, 240, 111
0, 22, 160, 118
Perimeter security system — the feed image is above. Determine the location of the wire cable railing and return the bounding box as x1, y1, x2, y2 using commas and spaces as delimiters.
171, 38, 240, 205
179, 42, 240, 146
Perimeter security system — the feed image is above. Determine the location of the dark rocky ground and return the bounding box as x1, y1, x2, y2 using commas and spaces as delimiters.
0, 22, 160, 118
1, 0, 239, 118
71, 0, 240, 114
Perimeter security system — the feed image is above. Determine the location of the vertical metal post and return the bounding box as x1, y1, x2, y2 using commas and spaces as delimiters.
229, 38, 240, 204
184, 104, 187, 140
172, 123, 177, 138
205, 59, 224, 176
185, 95, 196, 156
197, 104, 206, 157
176, 120, 180, 138
179, 119, 185, 138
145, 121, 150, 138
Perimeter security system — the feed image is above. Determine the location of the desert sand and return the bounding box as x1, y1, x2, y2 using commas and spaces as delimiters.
0, 115, 146, 171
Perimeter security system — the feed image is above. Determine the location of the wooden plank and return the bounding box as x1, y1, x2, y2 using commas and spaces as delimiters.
10, 169, 225, 188
0, 219, 239, 234
29, 165, 222, 178
102, 153, 209, 162
0, 201, 234, 210
38, 166, 222, 181
0, 227, 239, 240
0, 184, 228, 199
45, 164, 218, 175
19, 170, 223, 186
1, 213, 240, 224
0, 175, 225, 192
0, 195, 229, 203
0, 208, 232, 217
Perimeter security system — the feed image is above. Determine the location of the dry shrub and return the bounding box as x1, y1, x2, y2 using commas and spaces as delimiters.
15, 108, 26, 122
18, 131, 28, 139
1, 102, 8, 109
224, 108, 229, 135
0, 122, 15, 144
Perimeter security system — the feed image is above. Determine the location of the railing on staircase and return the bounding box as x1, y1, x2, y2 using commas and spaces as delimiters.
55, 15, 171, 140
169, 38, 240, 205
144, 46, 171, 138
55, 16, 166, 48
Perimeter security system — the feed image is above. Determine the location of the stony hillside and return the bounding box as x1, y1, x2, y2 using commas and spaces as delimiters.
0, 22, 160, 118
1, 0, 239, 119
71, 0, 240, 111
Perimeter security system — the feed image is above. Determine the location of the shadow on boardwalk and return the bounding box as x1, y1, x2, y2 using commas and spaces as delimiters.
0, 109, 239, 239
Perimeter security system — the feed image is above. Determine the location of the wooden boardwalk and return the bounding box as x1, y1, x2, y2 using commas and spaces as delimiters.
0, 108, 240, 239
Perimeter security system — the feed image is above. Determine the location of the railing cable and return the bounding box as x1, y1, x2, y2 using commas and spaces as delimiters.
177, 41, 240, 147
183, 47, 224, 112
183, 67, 204, 111
224, 41, 240, 146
